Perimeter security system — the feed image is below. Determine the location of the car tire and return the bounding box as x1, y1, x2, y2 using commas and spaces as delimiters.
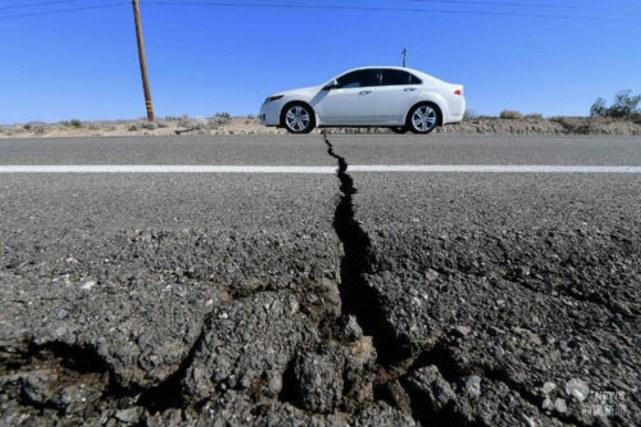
407, 103, 441, 134
390, 126, 408, 134
281, 103, 315, 134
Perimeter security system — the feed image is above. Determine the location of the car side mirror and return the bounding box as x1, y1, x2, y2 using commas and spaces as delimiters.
323, 80, 339, 91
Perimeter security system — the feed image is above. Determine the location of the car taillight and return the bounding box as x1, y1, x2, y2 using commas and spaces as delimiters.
454, 89, 463, 96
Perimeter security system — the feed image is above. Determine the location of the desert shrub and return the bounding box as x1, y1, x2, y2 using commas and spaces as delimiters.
591, 91, 641, 119
60, 119, 82, 128
205, 117, 222, 128
524, 113, 543, 120
128, 122, 144, 131
23, 122, 47, 133
609, 91, 641, 118
463, 110, 478, 120
590, 98, 608, 118
174, 117, 207, 129
500, 110, 523, 120
246, 114, 255, 119
208, 114, 231, 127
141, 121, 157, 130
548, 117, 592, 134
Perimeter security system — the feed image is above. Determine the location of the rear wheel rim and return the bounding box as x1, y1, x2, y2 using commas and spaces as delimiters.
285, 106, 311, 132
412, 106, 437, 132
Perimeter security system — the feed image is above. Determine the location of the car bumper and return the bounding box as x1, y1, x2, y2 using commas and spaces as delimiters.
444, 96, 466, 124
258, 101, 281, 127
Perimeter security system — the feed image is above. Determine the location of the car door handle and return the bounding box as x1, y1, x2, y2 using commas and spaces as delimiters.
404, 88, 417, 92
359, 90, 372, 95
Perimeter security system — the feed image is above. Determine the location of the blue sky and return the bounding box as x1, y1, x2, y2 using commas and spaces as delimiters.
1, 0, 640, 123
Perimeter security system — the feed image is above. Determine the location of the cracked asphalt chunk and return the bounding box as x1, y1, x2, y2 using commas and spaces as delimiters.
0, 174, 342, 425
182, 291, 320, 401
352, 172, 641, 425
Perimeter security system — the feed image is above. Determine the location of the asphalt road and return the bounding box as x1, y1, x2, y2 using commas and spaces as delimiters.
1, 135, 640, 426
3, 135, 641, 165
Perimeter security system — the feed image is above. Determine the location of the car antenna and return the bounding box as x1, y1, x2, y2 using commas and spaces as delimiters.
401, 48, 407, 68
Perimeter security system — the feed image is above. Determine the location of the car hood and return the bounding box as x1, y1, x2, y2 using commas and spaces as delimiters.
275, 85, 324, 98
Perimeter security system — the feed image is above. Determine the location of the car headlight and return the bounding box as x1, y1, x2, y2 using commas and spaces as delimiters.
266, 95, 284, 102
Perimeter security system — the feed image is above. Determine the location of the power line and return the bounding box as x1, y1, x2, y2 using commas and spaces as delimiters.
0, 0, 620, 21
393, 0, 604, 12
143, 1, 617, 22
0, 3, 122, 21
0, 0, 83, 12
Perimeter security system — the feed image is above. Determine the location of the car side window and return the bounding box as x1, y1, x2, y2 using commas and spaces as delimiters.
381, 69, 422, 86
336, 70, 380, 89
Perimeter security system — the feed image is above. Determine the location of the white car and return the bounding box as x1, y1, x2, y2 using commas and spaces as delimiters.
258, 66, 465, 134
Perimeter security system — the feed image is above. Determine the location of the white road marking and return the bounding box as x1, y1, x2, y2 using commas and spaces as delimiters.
0, 165, 641, 174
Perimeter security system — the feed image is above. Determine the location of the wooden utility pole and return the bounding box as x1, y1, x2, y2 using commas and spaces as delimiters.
132, 0, 155, 122
401, 48, 407, 68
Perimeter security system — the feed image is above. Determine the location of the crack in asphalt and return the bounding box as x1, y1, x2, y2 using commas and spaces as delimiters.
136, 315, 212, 411
321, 132, 408, 365
0, 340, 136, 414
322, 132, 432, 424
320, 132, 592, 426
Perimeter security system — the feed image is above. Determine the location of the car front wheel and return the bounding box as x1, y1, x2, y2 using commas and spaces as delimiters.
282, 103, 315, 134
407, 103, 440, 134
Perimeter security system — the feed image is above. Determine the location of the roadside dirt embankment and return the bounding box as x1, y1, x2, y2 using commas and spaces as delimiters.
2, 116, 641, 138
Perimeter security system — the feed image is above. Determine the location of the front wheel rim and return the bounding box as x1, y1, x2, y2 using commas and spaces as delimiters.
285, 106, 310, 132
412, 106, 437, 132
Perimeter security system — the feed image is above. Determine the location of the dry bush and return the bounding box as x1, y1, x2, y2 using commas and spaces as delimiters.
500, 110, 523, 120
141, 121, 158, 130
128, 121, 144, 131
60, 119, 82, 128
214, 112, 231, 120
207, 116, 229, 128
23, 122, 47, 134
524, 113, 543, 120
463, 110, 479, 120
591, 91, 641, 119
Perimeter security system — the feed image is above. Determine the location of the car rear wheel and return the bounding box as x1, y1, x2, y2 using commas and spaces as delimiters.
282, 103, 315, 134
390, 126, 408, 134
407, 103, 440, 134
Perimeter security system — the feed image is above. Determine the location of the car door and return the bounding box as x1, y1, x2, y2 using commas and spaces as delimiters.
315, 69, 380, 125
374, 69, 423, 124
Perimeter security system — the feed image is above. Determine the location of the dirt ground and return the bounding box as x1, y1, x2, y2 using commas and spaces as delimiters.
2, 116, 641, 138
